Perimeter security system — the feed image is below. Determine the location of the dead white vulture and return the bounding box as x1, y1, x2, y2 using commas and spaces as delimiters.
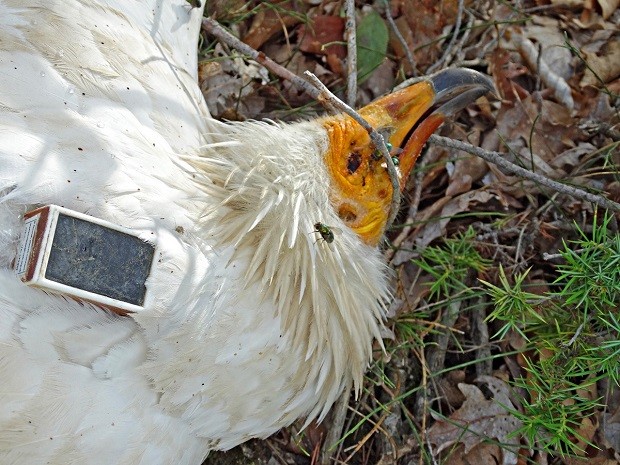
0, 1, 493, 464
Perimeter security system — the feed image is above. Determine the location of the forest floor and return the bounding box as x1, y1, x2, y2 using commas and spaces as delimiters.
198, 1, 620, 464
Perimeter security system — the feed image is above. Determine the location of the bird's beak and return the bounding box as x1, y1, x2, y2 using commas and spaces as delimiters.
322, 68, 494, 245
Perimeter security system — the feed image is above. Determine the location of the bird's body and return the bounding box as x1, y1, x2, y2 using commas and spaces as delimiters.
0, 2, 493, 464
0, 2, 388, 463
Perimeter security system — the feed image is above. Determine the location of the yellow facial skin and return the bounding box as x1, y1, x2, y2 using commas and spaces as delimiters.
323, 81, 445, 246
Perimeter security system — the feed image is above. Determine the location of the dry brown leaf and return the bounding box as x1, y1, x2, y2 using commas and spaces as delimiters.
511, 32, 575, 110
415, 190, 495, 248
243, 3, 301, 50
495, 96, 584, 164
596, 0, 620, 18
564, 454, 619, 465
199, 44, 270, 119
198, 61, 223, 81
523, 16, 573, 81
445, 154, 489, 197
437, 370, 467, 408
298, 15, 346, 58
549, 143, 596, 172
363, 60, 396, 101
602, 384, 620, 453
399, 0, 460, 69
428, 376, 522, 465
573, 415, 598, 455
437, 442, 504, 465
205, 0, 246, 20
581, 37, 620, 87
462, 443, 504, 465
488, 47, 530, 103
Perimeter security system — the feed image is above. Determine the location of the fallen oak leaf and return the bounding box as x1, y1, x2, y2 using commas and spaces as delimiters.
523, 16, 573, 81
580, 36, 620, 88
243, 3, 302, 51
445, 154, 489, 197
428, 376, 522, 465
298, 15, 346, 58
488, 47, 530, 104
596, 0, 620, 19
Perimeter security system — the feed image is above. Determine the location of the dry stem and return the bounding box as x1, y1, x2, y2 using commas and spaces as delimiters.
384, 0, 417, 75
344, 0, 358, 107
428, 0, 465, 73
429, 135, 620, 213
202, 17, 320, 100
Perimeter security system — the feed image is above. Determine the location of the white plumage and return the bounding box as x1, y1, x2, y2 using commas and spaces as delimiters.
0, 2, 493, 464
0, 2, 388, 463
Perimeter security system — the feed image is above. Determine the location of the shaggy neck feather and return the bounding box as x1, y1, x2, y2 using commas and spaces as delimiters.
187, 119, 389, 418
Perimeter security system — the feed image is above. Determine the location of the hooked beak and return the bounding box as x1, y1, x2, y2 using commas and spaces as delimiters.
322, 68, 494, 245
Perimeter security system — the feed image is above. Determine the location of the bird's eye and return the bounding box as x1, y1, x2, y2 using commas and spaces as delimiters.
347, 152, 362, 174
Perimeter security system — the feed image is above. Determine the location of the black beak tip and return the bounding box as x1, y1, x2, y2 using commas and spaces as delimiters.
431, 68, 495, 97
429, 68, 496, 117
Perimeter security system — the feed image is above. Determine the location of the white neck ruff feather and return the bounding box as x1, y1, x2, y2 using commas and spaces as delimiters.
187, 119, 390, 418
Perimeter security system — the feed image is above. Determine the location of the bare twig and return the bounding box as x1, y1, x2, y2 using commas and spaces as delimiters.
383, 0, 417, 75
429, 135, 620, 213
202, 17, 320, 100
304, 71, 402, 229
580, 120, 620, 141
450, 11, 475, 65
343, 412, 389, 463
428, 0, 465, 73
424, 279, 469, 374
344, 0, 357, 107
417, 346, 430, 465
320, 390, 350, 465
426, 434, 440, 465
472, 295, 492, 377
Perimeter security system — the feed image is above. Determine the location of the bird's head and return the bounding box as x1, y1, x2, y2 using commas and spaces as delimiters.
322, 68, 494, 245
187, 68, 493, 420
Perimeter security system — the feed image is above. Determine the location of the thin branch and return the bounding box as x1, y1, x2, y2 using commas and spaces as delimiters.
473, 295, 492, 377
201, 17, 320, 100
344, 0, 357, 107
449, 10, 475, 65
383, 0, 417, 75
429, 135, 620, 213
304, 71, 402, 229
428, 0, 465, 73
320, 389, 350, 465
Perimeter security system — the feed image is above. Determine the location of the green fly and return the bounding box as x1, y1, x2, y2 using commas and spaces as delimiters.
313, 222, 338, 244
